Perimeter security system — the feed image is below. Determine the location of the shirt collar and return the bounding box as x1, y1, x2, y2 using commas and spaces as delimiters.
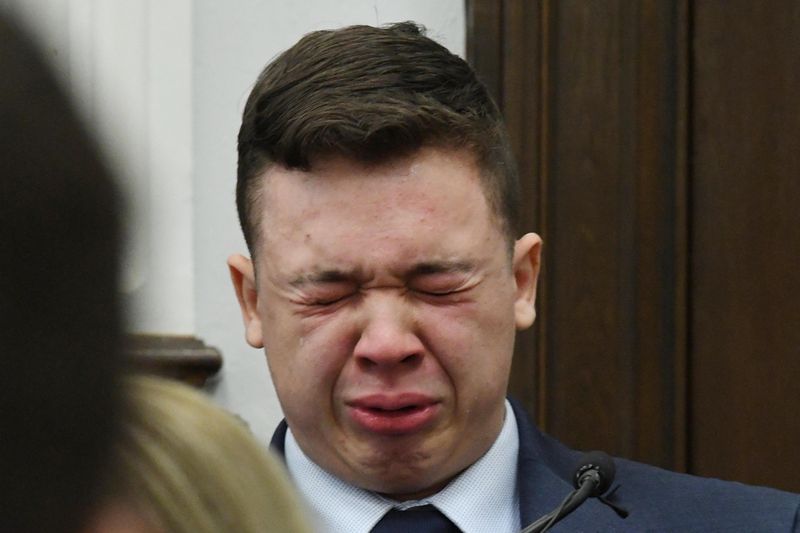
285, 400, 520, 533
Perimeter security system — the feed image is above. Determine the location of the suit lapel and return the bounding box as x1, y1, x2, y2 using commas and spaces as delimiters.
510, 398, 629, 530
270, 418, 288, 457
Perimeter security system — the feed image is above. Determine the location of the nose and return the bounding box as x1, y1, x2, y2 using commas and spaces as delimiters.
352, 293, 425, 372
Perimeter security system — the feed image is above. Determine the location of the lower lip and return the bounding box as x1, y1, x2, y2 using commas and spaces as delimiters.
348, 403, 440, 435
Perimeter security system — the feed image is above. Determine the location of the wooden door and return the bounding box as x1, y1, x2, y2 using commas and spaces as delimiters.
467, 0, 800, 492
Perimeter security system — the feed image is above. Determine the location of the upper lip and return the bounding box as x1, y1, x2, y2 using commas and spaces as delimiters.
346, 393, 438, 411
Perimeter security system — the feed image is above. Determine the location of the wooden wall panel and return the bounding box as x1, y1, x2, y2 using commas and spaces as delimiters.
468, 0, 546, 432
468, 0, 800, 491
503, 0, 545, 421
468, 0, 688, 471
690, 1, 800, 492
545, 0, 635, 459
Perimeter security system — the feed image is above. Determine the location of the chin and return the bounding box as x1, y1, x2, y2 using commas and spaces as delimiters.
351, 450, 455, 501
370, 475, 451, 502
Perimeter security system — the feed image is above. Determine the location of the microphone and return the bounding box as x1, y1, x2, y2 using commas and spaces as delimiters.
520, 451, 617, 533
573, 451, 615, 497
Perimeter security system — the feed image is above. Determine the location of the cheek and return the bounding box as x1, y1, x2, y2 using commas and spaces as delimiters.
266, 313, 357, 401
417, 307, 475, 362
427, 287, 517, 343
418, 298, 516, 388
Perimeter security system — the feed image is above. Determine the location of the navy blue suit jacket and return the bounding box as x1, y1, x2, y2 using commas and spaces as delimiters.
271, 398, 799, 531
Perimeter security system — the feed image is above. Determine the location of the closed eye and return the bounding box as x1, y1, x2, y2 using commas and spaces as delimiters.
412, 285, 474, 305
309, 293, 353, 306
415, 287, 463, 297
410, 271, 473, 299
296, 283, 358, 308
290, 269, 359, 308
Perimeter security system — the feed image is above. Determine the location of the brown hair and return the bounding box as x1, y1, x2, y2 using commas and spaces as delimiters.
236, 21, 519, 256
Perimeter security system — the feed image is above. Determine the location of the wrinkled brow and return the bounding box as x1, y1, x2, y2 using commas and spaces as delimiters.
288, 260, 476, 288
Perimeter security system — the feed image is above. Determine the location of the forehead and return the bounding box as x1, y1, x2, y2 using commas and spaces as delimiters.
255, 148, 504, 269
262, 149, 490, 227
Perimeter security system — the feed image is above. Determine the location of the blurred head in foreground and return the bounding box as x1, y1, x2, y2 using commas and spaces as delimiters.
0, 13, 124, 533
90, 375, 312, 533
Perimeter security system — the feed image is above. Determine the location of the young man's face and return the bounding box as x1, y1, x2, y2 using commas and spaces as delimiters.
230, 147, 541, 499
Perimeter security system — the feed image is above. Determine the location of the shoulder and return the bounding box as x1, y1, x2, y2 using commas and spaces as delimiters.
613, 456, 800, 531
509, 398, 800, 532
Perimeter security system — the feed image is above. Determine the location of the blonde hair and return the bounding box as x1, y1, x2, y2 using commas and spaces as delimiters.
109, 375, 311, 533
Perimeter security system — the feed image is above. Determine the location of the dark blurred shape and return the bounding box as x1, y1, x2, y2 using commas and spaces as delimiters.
0, 13, 124, 533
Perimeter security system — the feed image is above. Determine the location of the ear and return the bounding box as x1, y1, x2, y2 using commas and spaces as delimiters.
227, 254, 264, 348
512, 233, 543, 330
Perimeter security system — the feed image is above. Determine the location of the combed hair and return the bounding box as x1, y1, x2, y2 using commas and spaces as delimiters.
237, 21, 520, 256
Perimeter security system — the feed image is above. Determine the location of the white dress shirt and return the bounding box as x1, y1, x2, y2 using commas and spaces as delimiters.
285, 400, 520, 533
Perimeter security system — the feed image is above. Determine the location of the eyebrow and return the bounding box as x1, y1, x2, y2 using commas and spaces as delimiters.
289, 269, 359, 288
406, 260, 475, 277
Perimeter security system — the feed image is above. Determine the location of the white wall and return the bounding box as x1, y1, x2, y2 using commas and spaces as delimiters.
3, 0, 195, 335
5, 0, 465, 445
193, 0, 466, 445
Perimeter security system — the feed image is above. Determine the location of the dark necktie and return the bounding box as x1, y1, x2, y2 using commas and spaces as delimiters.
370, 504, 461, 532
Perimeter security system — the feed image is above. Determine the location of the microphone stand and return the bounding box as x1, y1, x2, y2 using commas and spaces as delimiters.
520, 477, 596, 533
519, 450, 630, 533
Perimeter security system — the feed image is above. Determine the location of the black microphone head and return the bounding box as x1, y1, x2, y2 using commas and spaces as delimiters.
572, 451, 616, 496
